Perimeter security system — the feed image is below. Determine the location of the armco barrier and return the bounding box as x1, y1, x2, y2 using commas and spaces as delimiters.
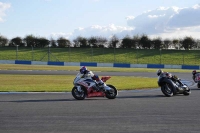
182, 65, 199, 70
114, 63, 130, 68
0, 60, 199, 70
147, 64, 164, 69
48, 61, 64, 66
15, 60, 31, 65
80, 62, 97, 67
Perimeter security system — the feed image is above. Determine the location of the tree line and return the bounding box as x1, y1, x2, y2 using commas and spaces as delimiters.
0, 34, 200, 50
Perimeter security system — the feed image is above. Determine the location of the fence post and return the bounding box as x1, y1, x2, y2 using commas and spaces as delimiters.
136, 48, 138, 64
31, 45, 34, 61
16, 45, 18, 60
160, 49, 162, 64
48, 45, 50, 61
91, 45, 93, 62
114, 47, 116, 63
68, 46, 71, 62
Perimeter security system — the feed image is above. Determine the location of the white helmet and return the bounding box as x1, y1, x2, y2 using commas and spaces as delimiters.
157, 69, 163, 76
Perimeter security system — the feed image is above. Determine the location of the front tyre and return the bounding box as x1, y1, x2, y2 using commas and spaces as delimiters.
71, 86, 86, 100
161, 83, 173, 97
183, 84, 191, 96
197, 83, 200, 88
105, 84, 118, 99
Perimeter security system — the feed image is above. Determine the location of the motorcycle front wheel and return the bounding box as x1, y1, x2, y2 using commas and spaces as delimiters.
183, 84, 191, 96
71, 86, 86, 100
161, 83, 173, 97
105, 84, 118, 99
197, 83, 200, 88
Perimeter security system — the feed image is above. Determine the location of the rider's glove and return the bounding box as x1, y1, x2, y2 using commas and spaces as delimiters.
173, 75, 178, 80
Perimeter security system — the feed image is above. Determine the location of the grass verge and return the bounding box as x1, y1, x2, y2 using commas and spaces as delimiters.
0, 74, 158, 92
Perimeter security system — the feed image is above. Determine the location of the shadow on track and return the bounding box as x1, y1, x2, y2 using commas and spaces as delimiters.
0, 99, 75, 103
117, 95, 164, 99
191, 88, 200, 90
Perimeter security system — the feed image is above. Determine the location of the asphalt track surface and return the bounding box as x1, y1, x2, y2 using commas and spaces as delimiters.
0, 70, 200, 133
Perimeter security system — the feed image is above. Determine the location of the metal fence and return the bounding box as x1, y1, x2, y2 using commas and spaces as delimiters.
0, 47, 200, 65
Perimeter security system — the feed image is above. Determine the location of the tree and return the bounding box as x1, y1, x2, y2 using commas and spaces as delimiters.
9, 37, 24, 47
73, 38, 79, 47
152, 37, 162, 49
139, 34, 151, 49
88, 36, 98, 48
57, 37, 70, 48
172, 39, 179, 49
108, 35, 119, 48
196, 39, 200, 49
163, 39, 172, 49
78, 36, 88, 48
23, 35, 37, 47
50, 38, 57, 48
132, 35, 140, 49
73, 36, 89, 48
0, 35, 8, 47
181, 36, 196, 50
121, 36, 134, 48
36, 37, 50, 48
96, 36, 107, 48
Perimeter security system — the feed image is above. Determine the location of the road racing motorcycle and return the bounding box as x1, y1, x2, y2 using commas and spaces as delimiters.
157, 73, 191, 97
72, 73, 118, 100
194, 73, 200, 88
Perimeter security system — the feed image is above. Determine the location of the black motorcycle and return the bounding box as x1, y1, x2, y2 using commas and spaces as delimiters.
194, 73, 200, 88
157, 73, 191, 97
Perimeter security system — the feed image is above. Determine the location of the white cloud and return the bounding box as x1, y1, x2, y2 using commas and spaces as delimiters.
70, 24, 134, 39
150, 26, 200, 39
0, 2, 11, 22
168, 4, 200, 28
125, 4, 200, 39
126, 16, 135, 20
50, 32, 72, 39
67, 4, 200, 40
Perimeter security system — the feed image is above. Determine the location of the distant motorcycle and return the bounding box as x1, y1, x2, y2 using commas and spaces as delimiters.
157, 73, 191, 97
72, 73, 118, 100
194, 73, 200, 88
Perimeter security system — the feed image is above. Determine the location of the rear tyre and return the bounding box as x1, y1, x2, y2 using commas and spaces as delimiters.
161, 83, 173, 97
71, 86, 86, 100
105, 84, 118, 99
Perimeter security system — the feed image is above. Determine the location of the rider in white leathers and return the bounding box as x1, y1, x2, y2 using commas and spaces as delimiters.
79, 66, 105, 88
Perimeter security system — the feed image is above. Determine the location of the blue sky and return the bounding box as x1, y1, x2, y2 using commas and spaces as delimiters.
0, 0, 200, 40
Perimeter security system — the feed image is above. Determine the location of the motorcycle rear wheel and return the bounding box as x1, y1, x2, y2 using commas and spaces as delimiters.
71, 86, 86, 100
105, 84, 118, 99
161, 83, 173, 97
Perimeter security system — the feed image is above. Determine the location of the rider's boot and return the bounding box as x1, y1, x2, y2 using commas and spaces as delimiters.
97, 80, 105, 88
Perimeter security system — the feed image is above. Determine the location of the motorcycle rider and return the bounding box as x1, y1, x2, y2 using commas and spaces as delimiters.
79, 66, 105, 88
157, 69, 183, 90
192, 70, 200, 83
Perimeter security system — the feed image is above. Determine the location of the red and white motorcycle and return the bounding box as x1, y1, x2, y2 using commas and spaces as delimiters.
72, 73, 118, 100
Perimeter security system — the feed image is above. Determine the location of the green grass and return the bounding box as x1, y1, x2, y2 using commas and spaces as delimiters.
0, 64, 193, 92
0, 74, 158, 92
0, 47, 200, 65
